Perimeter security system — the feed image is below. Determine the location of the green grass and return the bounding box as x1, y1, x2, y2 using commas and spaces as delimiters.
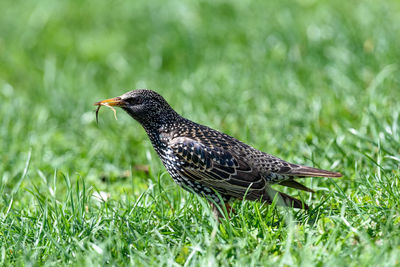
1, 0, 400, 265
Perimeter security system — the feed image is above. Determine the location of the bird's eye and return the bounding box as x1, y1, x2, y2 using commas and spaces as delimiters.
128, 97, 142, 105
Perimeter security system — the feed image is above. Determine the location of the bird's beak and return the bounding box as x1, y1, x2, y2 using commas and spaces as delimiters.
94, 97, 126, 107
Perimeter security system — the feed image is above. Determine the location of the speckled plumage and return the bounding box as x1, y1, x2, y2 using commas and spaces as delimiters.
96, 89, 342, 213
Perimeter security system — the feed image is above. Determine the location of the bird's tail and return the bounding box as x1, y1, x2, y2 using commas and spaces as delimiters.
287, 164, 342, 178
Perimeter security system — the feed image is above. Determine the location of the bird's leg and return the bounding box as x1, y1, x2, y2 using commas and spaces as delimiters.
210, 202, 234, 220
210, 202, 223, 220
225, 202, 235, 216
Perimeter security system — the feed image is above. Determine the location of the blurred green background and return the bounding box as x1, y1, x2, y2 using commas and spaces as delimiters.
1, 0, 400, 265
1, 0, 398, 186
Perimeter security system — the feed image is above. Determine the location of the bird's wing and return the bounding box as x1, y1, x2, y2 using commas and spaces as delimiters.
168, 136, 310, 208
168, 136, 267, 200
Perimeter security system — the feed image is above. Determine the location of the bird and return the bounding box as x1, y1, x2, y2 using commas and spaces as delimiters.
95, 89, 342, 218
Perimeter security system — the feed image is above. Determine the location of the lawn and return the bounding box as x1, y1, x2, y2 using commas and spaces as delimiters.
1, 0, 400, 265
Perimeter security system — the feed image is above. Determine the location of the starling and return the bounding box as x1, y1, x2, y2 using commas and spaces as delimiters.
95, 89, 341, 217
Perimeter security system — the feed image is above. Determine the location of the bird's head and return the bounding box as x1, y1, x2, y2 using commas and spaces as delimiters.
95, 89, 179, 128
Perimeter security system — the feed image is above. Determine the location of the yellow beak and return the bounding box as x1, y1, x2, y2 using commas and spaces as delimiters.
94, 97, 125, 107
